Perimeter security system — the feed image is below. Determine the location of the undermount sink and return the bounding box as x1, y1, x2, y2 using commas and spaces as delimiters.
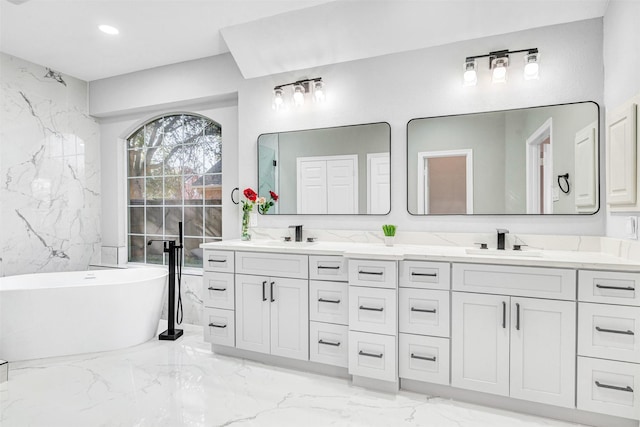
465, 248, 543, 257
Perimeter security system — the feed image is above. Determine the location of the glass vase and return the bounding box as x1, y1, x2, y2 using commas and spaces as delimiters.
241, 210, 251, 241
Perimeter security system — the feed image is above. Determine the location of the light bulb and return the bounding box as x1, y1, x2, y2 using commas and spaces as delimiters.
313, 80, 325, 103
272, 88, 284, 111
98, 24, 119, 35
491, 57, 508, 84
523, 52, 540, 80
463, 60, 477, 86
293, 84, 305, 107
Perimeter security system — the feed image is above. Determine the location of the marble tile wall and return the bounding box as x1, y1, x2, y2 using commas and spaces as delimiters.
0, 53, 101, 276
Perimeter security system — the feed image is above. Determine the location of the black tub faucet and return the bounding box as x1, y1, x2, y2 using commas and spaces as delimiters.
289, 225, 303, 242
497, 228, 509, 250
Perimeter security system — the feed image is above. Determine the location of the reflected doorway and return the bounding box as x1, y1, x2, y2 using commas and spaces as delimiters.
417, 149, 474, 214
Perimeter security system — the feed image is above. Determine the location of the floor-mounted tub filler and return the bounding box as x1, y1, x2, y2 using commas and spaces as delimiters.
0, 267, 167, 362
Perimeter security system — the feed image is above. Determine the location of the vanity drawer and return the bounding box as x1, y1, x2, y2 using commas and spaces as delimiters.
310, 321, 348, 368
236, 251, 308, 279
399, 261, 450, 290
348, 259, 397, 289
203, 272, 234, 310
399, 288, 449, 337
203, 307, 235, 347
399, 333, 449, 385
203, 250, 235, 273
577, 356, 640, 420
578, 303, 640, 363
310, 280, 348, 325
452, 263, 576, 300
349, 287, 397, 335
348, 331, 396, 382
310, 256, 348, 282
579, 270, 640, 306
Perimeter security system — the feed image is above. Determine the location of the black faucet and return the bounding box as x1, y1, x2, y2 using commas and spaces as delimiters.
289, 225, 303, 242
497, 228, 509, 250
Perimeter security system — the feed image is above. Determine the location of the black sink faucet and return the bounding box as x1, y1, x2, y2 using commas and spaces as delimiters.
289, 225, 303, 242
497, 228, 509, 250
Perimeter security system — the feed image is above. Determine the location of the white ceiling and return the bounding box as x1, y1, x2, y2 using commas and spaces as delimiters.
0, 0, 609, 82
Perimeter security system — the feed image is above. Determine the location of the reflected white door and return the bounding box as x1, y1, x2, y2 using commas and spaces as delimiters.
297, 155, 357, 214
574, 121, 598, 212
297, 159, 328, 214
367, 153, 390, 214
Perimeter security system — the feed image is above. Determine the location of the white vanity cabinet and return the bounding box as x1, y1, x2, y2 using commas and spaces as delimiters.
202, 250, 236, 346
309, 255, 349, 368
398, 260, 451, 386
451, 264, 577, 408
348, 258, 398, 383
577, 270, 640, 420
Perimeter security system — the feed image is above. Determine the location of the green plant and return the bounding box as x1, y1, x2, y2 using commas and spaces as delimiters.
382, 224, 397, 237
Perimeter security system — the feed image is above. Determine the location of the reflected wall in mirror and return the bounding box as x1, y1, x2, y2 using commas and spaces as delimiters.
258, 122, 391, 215
407, 101, 599, 215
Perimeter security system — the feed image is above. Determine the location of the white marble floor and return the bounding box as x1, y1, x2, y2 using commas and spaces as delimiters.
0, 323, 583, 427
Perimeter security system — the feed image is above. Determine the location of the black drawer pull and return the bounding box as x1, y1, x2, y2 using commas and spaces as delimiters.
359, 305, 384, 312
595, 381, 634, 393
207, 287, 227, 292
596, 284, 635, 291
318, 298, 341, 304
208, 259, 226, 263
262, 281, 267, 302
317, 265, 340, 270
359, 350, 383, 358
410, 353, 436, 362
411, 307, 436, 313
318, 339, 341, 347
208, 323, 227, 328
502, 301, 506, 329
411, 272, 437, 277
595, 326, 635, 335
359, 270, 383, 276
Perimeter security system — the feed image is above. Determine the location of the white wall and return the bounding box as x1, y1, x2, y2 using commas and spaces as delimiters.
603, 0, 640, 238
239, 18, 605, 235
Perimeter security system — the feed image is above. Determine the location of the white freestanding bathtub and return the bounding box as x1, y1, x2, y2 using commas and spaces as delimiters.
0, 268, 168, 362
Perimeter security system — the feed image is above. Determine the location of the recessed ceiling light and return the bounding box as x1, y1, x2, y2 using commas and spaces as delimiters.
98, 25, 119, 35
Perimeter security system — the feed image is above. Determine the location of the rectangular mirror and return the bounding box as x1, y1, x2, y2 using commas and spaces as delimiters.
258, 122, 391, 215
407, 101, 599, 215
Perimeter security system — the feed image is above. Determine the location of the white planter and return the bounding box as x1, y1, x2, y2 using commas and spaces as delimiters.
384, 236, 395, 247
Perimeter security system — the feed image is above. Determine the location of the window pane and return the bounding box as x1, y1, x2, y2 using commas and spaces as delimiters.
146, 238, 164, 265
202, 138, 221, 173
144, 120, 164, 149
182, 116, 205, 143
129, 207, 144, 234
184, 238, 203, 268
128, 178, 145, 202
163, 144, 183, 176
146, 207, 163, 235
203, 174, 222, 205
128, 129, 145, 149
145, 145, 165, 177
146, 177, 163, 204
164, 176, 182, 205
184, 175, 203, 205
129, 235, 145, 262
128, 150, 145, 177
184, 206, 203, 236
165, 207, 182, 235
205, 207, 222, 237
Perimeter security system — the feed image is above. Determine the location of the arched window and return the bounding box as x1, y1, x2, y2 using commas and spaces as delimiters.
127, 114, 222, 268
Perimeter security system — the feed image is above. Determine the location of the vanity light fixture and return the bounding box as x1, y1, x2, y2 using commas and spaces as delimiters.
463, 48, 539, 86
463, 59, 478, 86
271, 77, 325, 110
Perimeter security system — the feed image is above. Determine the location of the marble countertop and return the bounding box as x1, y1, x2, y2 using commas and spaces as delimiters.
200, 239, 640, 271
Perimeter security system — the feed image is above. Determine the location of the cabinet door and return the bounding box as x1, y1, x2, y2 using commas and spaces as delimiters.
510, 297, 576, 408
607, 103, 637, 206
574, 121, 598, 211
451, 292, 510, 396
270, 277, 309, 360
235, 274, 270, 354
